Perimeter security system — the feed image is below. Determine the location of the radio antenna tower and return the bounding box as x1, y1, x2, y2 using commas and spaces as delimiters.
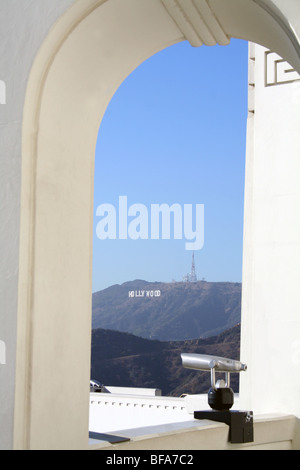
190, 251, 197, 282
183, 251, 198, 282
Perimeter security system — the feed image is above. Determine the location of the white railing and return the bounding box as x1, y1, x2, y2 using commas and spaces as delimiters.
89, 389, 241, 435
89, 392, 193, 434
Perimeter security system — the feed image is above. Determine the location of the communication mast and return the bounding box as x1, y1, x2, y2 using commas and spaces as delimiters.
183, 251, 197, 282
189, 251, 197, 282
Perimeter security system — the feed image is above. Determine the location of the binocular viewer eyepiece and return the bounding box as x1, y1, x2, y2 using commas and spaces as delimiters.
181, 353, 247, 373
181, 353, 247, 411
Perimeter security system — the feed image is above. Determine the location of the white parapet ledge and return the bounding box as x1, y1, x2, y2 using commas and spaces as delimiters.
89, 413, 299, 451
89, 390, 299, 450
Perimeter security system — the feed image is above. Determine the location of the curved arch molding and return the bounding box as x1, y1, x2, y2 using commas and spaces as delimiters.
9, 0, 300, 449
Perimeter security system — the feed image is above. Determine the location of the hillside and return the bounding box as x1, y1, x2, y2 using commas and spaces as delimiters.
92, 280, 241, 341
91, 324, 241, 397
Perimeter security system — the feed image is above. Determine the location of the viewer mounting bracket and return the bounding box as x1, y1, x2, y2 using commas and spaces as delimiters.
181, 353, 254, 444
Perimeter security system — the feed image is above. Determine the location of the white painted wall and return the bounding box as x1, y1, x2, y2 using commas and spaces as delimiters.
1, 0, 300, 450
240, 43, 300, 416
0, 0, 76, 450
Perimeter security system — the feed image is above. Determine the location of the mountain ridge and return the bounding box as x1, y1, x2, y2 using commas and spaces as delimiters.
91, 323, 241, 396
92, 279, 241, 341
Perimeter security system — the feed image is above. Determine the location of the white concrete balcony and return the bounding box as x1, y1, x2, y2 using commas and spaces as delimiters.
89, 389, 300, 450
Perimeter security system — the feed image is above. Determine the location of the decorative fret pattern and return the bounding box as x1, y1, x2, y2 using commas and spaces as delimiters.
265, 50, 300, 87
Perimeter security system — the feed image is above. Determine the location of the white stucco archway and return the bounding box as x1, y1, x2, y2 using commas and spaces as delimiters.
13, 0, 300, 449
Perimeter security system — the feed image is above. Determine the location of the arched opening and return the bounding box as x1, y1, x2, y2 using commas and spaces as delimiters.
16, 0, 300, 449
91, 38, 248, 403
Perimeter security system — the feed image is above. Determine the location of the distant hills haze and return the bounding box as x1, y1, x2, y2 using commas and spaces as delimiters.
91, 324, 241, 396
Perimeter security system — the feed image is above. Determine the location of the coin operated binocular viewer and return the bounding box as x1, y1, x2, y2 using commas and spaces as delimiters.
181, 353, 254, 444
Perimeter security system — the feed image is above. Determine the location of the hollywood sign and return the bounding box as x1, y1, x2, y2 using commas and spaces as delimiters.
128, 290, 161, 298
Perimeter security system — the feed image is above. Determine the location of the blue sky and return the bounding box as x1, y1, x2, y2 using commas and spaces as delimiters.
92, 39, 249, 293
